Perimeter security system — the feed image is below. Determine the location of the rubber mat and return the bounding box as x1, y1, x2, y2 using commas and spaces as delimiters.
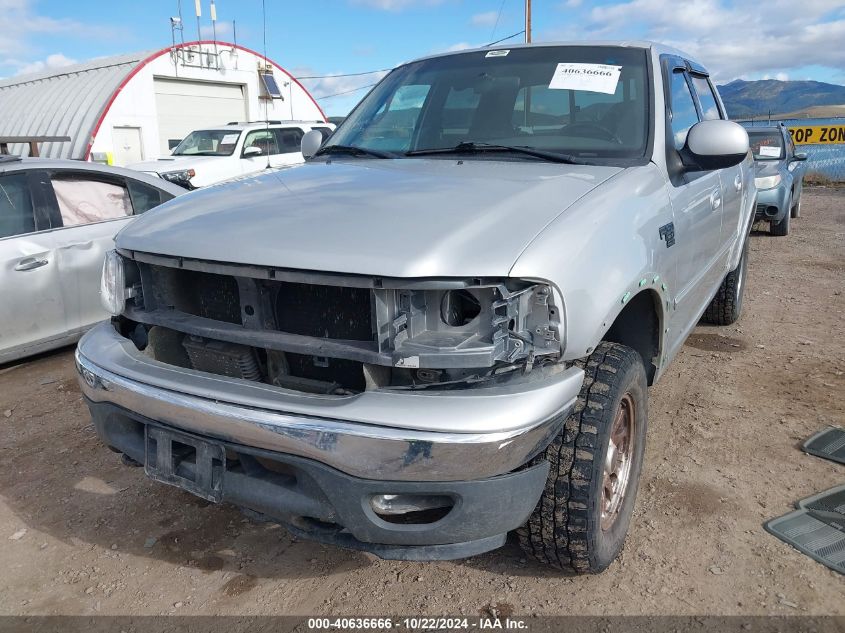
765, 509, 845, 574
797, 484, 845, 515
802, 426, 845, 465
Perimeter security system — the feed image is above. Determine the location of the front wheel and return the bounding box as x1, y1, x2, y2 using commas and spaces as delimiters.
517, 342, 648, 573
791, 194, 801, 219
770, 208, 790, 236
702, 236, 749, 325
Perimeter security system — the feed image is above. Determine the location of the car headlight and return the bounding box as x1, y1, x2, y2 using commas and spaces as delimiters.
754, 174, 782, 190
100, 250, 132, 316
160, 169, 196, 188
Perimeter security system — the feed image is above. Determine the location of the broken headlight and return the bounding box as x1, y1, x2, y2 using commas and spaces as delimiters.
380, 281, 561, 369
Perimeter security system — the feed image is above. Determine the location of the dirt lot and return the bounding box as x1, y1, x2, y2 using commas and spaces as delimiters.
0, 188, 843, 618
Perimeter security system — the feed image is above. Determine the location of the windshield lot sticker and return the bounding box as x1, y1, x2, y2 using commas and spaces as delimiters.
549, 63, 621, 94
758, 146, 780, 157
485, 49, 510, 58
221, 134, 240, 145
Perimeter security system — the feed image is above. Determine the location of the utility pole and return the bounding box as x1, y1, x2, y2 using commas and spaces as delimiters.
525, 0, 532, 43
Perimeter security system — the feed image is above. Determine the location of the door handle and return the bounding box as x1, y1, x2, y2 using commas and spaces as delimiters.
709, 188, 722, 211
734, 174, 742, 192
15, 257, 49, 271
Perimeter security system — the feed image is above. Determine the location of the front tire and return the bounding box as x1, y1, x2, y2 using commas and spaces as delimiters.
770, 207, 790, 236
703, 236, 748, 325
791, 194, 801, 219
518, 342, 648, 574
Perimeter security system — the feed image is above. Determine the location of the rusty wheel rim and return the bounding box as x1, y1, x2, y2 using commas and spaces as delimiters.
601, 393, 635, 531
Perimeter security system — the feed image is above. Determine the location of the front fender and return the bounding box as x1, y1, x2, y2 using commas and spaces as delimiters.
509, 164, 673, 361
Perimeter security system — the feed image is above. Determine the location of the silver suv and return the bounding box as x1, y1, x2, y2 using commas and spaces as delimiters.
77, 41, 754, 573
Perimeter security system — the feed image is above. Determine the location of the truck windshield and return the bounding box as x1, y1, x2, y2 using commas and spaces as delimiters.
747, 131, 784, 160
325, 46, 650, 161
172, 130, 241, 156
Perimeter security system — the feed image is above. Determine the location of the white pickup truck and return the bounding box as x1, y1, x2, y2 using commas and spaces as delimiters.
128, 121, 335, 189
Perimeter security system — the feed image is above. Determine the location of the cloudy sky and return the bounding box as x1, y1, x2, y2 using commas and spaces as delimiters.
1, 0, 843, 115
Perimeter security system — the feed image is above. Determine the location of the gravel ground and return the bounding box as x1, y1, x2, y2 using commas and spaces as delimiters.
0, 188, 843, 617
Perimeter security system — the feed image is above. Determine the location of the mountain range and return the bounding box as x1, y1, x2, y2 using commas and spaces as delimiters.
716, 79, 845, 119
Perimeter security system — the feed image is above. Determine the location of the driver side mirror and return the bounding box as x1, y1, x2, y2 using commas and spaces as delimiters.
301, 129, 323, 159
682, 120, 749, 171
793, 152, 808, 162
243, 146, 263, 158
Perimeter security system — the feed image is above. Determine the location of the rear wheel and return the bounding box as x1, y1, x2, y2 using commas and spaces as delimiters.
770, 207, 790, 236
518, 342, 648, 573
703, 236, 748, 325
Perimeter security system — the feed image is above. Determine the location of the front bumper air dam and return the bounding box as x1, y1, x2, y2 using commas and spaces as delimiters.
75, 323, 583, 559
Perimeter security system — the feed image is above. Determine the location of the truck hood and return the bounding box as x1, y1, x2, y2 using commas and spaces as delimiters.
127, 154, 224, 174
117, 158, 622, 278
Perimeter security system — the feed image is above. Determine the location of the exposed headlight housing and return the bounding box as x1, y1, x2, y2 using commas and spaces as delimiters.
100, 250, 132, 316
160, 168, 196, 189
755, 174, 782, 190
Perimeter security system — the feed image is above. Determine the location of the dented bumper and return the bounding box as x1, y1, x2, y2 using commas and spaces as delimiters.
76, 323, 583, 482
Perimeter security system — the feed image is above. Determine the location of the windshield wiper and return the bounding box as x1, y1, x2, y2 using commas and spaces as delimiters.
406, 141, 587, 164
314, 144, 397, 159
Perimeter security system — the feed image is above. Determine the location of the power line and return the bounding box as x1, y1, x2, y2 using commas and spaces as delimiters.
486, 30, 525, 47
315, 83, 378, 100
296, 68, 392, 80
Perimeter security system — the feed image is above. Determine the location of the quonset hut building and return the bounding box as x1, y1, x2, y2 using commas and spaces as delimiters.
0, 40, 326, 166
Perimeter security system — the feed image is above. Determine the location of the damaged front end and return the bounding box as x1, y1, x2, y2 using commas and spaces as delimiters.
102, 249, 564, 395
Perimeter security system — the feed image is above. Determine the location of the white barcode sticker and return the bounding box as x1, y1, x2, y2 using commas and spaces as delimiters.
221, 133, 240, 145
395, 356, 420, 368
758, 146, 781, 157
486, 49, 510, 58
549, 63, 621, 94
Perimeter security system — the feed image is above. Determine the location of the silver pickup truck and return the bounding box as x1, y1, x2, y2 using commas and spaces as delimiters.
77, 41, 754, 573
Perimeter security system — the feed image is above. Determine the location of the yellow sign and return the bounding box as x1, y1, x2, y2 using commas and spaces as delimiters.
788, 125, 845, 145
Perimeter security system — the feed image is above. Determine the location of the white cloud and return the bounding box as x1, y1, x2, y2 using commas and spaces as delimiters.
470, 11, 499, 27
199, 21, 233, 39
547, 0, 845, 83
563, 0, 582, 7
14, 52, 77, 76
350, 0, 446, 10
0, 0, 124, 76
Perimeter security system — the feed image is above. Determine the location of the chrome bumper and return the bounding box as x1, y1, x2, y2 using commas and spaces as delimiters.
76, 323, 583, 482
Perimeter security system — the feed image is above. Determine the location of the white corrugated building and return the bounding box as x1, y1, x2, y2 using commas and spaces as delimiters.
0, 40, 326, 165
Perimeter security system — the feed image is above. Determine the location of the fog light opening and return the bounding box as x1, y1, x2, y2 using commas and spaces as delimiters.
370, 494, 454, 524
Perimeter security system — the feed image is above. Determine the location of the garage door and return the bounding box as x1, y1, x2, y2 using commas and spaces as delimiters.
153, 78, 247, 154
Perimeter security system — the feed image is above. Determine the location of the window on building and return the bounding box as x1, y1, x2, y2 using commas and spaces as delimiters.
690, 75, 722, 121
51, 175, 133, 226
0, 173, 36, 239
669, 71, 700, 150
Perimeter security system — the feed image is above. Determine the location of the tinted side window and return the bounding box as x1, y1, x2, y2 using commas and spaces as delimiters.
51, 175, 133, 227
242, 130, 279, 156
669, 71, 700, 150
0, 172, 36, 239
127, 179, 172, 214
691, 75, 722, 120
275, 128, 304, 153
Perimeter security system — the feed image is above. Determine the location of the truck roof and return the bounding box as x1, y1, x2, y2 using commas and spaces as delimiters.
408, 40, 701, 70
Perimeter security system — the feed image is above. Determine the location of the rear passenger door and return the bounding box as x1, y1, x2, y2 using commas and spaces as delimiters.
0, 169, 67, 360
46, 170, 173, 334
271, 127, 305, 167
